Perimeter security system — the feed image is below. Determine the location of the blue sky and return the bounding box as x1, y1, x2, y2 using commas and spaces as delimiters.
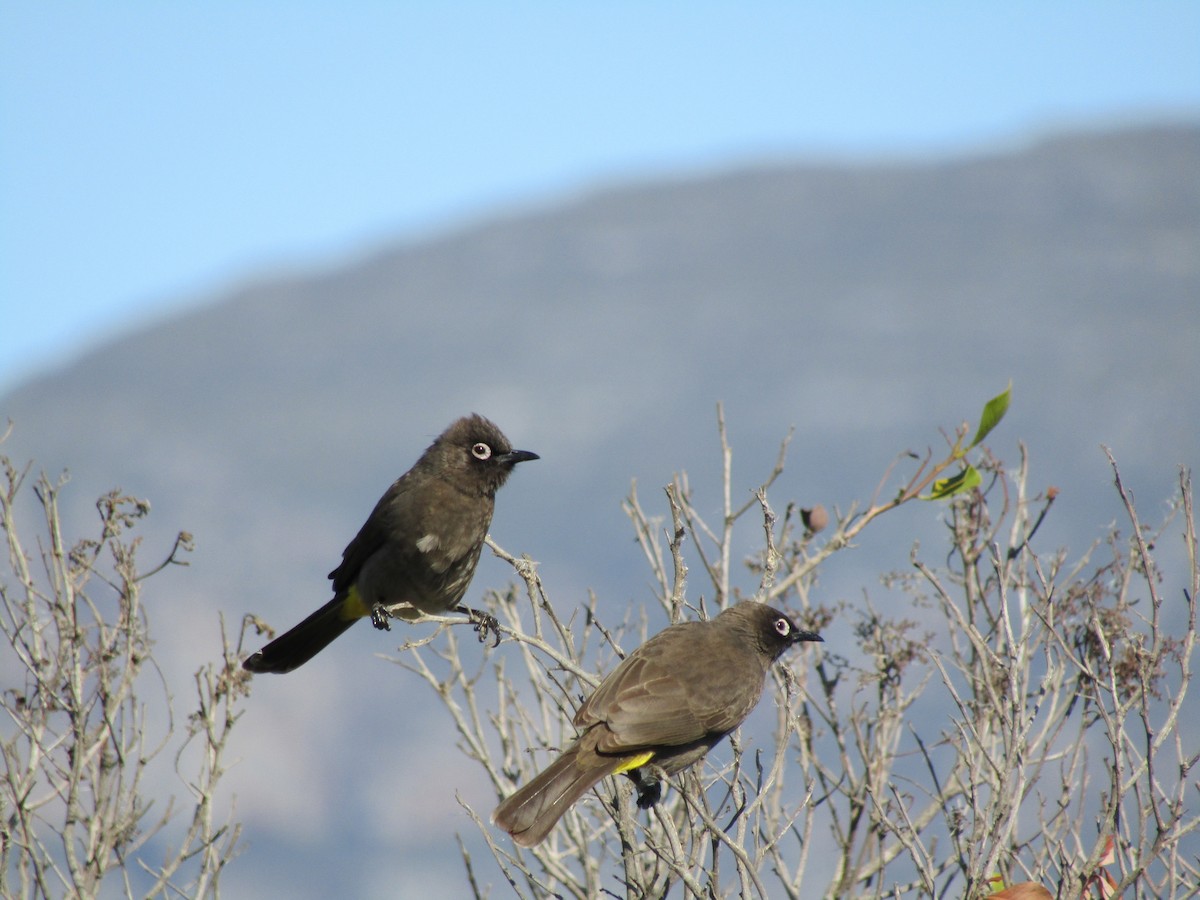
2, 2, 1197, 392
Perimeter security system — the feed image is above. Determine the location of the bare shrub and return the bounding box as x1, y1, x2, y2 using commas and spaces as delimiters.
0, 451, 250, 900
397, 398, 1197, 898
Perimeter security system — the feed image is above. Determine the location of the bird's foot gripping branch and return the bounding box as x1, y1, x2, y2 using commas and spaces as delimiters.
459, 604, 502, 647
370, 602, 392, 631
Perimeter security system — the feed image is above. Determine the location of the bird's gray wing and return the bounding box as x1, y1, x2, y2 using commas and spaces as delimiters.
328, 475, 419, 591
575, 625, 762, 752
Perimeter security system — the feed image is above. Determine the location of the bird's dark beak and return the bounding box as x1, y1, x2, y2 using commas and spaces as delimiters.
498, 449, 539, 465
793, 630, 824, 644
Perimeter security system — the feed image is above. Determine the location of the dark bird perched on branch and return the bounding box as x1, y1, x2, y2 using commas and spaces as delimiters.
244, 414, 538, 674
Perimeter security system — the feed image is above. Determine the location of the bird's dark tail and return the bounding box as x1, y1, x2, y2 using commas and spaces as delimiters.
493, 738, 645, 847
243, 594, 361, 674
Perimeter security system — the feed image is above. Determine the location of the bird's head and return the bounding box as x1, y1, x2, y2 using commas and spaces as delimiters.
432, 413, 539, 495
727, 601, 824, 660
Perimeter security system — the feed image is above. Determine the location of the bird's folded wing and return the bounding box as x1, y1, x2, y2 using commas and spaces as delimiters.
578, 647, 757, 751
327, 479, 404, 588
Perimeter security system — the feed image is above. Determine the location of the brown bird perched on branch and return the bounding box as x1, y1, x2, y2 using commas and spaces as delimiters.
243, 414, 538, 674
492, 601, 822, 847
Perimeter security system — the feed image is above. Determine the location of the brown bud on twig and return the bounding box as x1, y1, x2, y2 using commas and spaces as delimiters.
800, 505, 828, 534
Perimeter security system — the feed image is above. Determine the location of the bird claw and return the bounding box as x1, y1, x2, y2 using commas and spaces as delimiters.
459, 606, 501, 647
629, 768, 664, 809
370, 603, 393, 631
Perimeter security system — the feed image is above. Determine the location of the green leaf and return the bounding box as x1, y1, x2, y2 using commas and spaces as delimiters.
924, 464, 982, 500
971, 382, 1011, 447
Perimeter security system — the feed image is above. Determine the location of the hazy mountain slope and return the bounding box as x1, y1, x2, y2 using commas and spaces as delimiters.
2, 123, 1197, 897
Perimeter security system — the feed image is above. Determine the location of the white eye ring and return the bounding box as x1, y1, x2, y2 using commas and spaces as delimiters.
472, 442, 492, 460
774, 618, 792, 637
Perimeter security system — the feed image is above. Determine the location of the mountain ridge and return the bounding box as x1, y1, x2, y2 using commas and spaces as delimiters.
2, 121, 1197, 897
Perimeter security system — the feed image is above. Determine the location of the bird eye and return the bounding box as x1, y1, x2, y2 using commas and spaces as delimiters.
774, 618, 792, 636
472, 442, 492, 460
